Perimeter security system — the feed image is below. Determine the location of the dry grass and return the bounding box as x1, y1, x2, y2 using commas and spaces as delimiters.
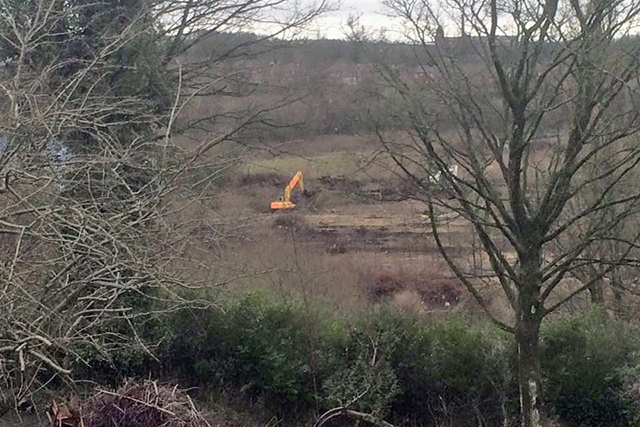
208, 148, 405, 214
261, 134, 375, 157
213, 218, 473, 318
243, 151, 367, 180
349, 252, 465, 309
217, 232, 367, 316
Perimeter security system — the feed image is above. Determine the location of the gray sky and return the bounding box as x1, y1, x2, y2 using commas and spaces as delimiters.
309, 0, 399, 39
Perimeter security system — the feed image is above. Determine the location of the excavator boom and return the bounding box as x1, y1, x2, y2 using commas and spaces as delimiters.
288, 171, 303, 192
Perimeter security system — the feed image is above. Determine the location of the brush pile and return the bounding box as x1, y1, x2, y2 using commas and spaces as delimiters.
84, 379, 210, 427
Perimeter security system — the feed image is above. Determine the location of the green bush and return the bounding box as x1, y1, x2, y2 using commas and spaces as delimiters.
322, 308, 403, 417
71, 342, 156, 388
620, 360, 640, 427
225, 294, 319, 409
80, 292, 640, 427
161, 292, 338, 420
541, 309, 640, 427
390, 317, 511, 426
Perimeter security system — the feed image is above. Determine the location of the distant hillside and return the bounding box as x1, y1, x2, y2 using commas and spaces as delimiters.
177, 30, 640, 142
177, 32, 444, 140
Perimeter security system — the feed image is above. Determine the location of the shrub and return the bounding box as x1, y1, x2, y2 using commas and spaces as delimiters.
69, 308, 166, 387
161, 292, 336, 420
224, 294, 319, 410
620, 360, 640, 427
541, 309, 640, 427
71, 343, 157, 388
159, 303, 228, 384
322, 308, 403, 417
389, 317, 511, 427
86, 291, 640, 427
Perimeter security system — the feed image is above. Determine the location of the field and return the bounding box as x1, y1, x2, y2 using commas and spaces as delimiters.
170, 129, 613, 329
178, 133, 519, 322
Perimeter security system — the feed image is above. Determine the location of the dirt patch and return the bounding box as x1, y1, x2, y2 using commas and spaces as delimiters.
317, 175, 415, 203
301, 226, 433, 254
296, 218, 471, 255
353, 255, 466, 310
367, 272, 463, 308
272, 212, 308, 231
256, 215, 468, 255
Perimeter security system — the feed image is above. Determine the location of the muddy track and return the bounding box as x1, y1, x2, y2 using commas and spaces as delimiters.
265, 208, 472, 255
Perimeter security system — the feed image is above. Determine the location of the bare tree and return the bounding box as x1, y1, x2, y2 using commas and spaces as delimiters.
553, 142, 640, 314
350, 0, 640, 425
0, 0, 331, 411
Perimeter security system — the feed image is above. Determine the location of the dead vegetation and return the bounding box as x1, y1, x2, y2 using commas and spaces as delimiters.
83, 380, 210, 427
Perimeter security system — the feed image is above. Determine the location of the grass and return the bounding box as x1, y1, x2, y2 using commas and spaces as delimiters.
242, 148, 399, 182
216, 231, 367, 320
218, 142, 404, 213
243, 151, 367, 180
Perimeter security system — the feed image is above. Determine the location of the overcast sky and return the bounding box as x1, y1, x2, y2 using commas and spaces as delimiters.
307, 0, 399, 39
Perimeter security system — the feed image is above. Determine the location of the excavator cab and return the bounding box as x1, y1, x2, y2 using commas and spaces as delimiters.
270, 171, 312, 210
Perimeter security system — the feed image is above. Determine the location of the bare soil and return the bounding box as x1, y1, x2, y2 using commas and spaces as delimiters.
218, 170, 477, 311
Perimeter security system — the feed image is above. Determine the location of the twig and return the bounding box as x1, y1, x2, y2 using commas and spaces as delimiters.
94, 388, 177, 416
314, 407, 398, 427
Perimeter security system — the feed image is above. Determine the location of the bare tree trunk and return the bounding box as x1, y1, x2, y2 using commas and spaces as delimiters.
611, 273, 627, 320
355, 0, 640, 422
568, 265, 606, 306
588, 279, 606, 305
517, 315, 543, 427
517, 256, 544, 427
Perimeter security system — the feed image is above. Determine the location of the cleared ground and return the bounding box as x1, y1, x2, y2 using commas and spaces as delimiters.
176, 133, 597, 321
194, 135, 485, 316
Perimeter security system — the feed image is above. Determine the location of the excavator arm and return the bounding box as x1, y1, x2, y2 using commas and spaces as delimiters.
283, 171, 304, 202
271, 171, 307, 210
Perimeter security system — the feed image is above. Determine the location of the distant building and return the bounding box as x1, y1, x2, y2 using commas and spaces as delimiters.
434, 25, 474, 58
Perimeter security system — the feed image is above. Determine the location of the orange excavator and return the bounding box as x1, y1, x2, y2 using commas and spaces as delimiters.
270, 171, 312, 210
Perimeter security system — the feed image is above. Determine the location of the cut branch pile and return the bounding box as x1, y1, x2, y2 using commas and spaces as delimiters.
84, 380, 211, 427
